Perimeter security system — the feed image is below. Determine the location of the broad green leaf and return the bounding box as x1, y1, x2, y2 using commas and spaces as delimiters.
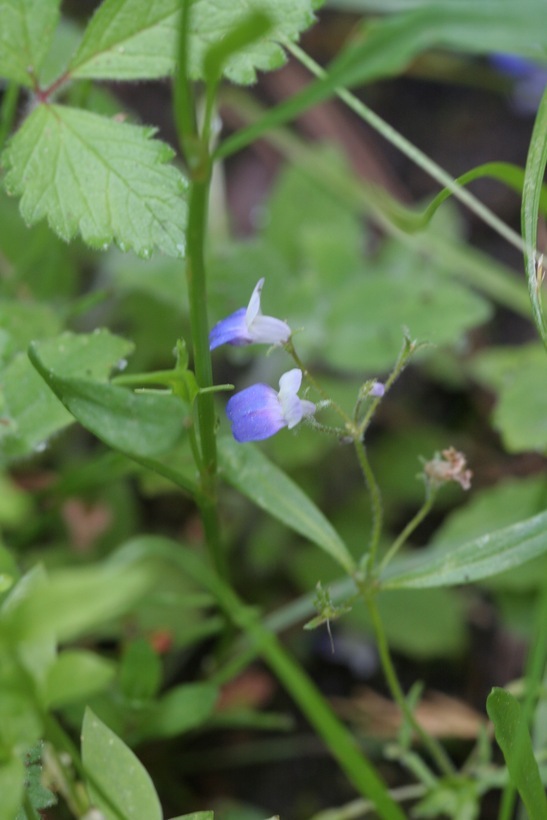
382, 509, 547, 589
218, 436, 356, 574
3, 563, 154, 643
493, 364, 547, 452
68, 0, 180, 80
136, 682, 218, 742
45, 650, 116, 708
0, 0, 60, 86
0, 754, 24, 817
325, 263, 491, 372
1, 565, 56, 693
471, 345, 547, 453
0, 688, 42, 753
0, 189, 77, 301
487, 688, 547, 820
68, 0, 319, 84
522, 86, 547, 348
119, 639, 162, 702
82, 708, 162, 820
1, 330, 133, 463
0, 300, 61, 360
29, 341, 188, 459
2, 104, 187, 257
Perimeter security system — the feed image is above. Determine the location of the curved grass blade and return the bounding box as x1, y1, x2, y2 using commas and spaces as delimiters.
522, 86, 547, 348
487, 688, 547, 820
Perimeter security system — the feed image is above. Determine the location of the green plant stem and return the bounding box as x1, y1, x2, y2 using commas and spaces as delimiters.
354, 440, 383, 573
185, 167, 226, 579
0, 81, 19, 151
379, 488, 436, 574
173, 0, 226, 579
363, 593, 455, 778
168, 547, 405, 819
174, 0, 198, 168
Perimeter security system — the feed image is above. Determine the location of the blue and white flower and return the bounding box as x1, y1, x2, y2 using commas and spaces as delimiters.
210, 278, 291, 350
226, 369, 316, 442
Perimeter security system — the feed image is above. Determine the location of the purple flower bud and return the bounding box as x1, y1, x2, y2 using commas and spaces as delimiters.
370, 382, 385, 397
210, 278, 291, 350
226, 369, 316, 442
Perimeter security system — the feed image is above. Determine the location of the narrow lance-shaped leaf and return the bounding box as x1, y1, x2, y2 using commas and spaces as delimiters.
2, 105, 187, 257
218, 436, 356, 574
487, 688, 547, 820
29, 340, 188, 459
0, 0, 61, 86
381, 508, 547, 589
67, 0, 320, 84
522, 85, 547, 348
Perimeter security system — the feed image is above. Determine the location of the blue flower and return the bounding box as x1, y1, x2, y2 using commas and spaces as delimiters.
210, 278, 291, 350
226, 369, 316, 442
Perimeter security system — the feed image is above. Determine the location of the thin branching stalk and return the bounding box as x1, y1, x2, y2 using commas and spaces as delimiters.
379, 485, 437, 574
362, 593, 456, 778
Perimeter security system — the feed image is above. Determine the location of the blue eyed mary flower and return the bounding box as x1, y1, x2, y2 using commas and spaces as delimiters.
226, 369, 316, 442
209, 278, 291, 350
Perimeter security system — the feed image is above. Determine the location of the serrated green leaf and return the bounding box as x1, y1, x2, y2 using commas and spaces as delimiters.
82, 707, 163, 820
487, 688, 547, 820
218, 436, 356, 574
67, 0, 319, 84
68, 0, 180, 80
382, 509, 547, 589
45, 650, 116, 708
2, 104, 187, 257
0, 0, 61, 86
1, 330, 133, 464
29, 340, 188, 459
